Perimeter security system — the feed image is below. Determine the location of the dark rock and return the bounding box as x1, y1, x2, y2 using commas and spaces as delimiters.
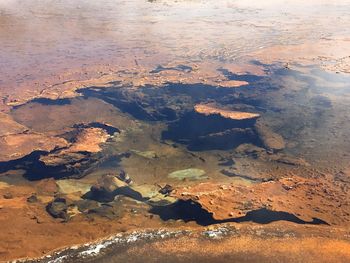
218, 157, 235, 166
117, 170, 133, 184
86, 175, 127, 202
3, 193, 13, 199
88, 186, 115, 203
282, 185, 293, 191
53, 196, 67, 203
159, 184, 174, 195
31, 215, 45, 224
46, 198, 68, 220
87, 203, 121, 219
75, 199, 100, 213
84, 174, 146, 203
27, 194, 38, 203
234, 143, 266, 158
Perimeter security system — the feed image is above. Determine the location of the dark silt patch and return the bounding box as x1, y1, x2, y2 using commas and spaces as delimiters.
218, 68, 265, 83
14, 97, 72, 108
150, 64, 193, 74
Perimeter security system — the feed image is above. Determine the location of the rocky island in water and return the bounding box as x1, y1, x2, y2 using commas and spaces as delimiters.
1, 0, 350, 262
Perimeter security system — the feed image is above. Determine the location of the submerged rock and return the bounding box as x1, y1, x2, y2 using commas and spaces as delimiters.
75, 199, 101, 213
190, 128, 257, 151
86, 175, 145, 202
234, 143, 266, 158
117, 170, 133, 184
56, 180, 92, 195
131, 149, 158, 159
88, 175, 128, 202
27, 194, 38, 203
254, 119, 285, 151
159, 184, 174, 195
275, 155, 309, 166
131, 184, 177, 205
87, 203, 122, 220
168, 168, 208, 181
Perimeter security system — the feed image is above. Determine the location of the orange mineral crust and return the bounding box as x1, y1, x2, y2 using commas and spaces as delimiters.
194, 104, 260, 120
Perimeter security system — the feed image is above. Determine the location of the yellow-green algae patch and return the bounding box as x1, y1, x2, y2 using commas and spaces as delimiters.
168, 168, 207, 181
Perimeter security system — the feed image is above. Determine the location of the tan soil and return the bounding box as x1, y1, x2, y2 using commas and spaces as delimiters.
0, 133, 68, 162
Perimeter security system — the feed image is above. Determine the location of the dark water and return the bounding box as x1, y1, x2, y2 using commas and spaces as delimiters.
150, 201, 328, 226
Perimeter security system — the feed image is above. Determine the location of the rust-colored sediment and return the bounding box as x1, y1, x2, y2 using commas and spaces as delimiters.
125, 234, 350, 263
194, 104, 260, 120
0, 133, 68, 162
